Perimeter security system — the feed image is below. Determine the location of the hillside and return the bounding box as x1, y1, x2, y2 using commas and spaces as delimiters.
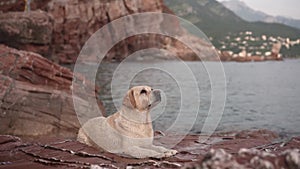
164, 0, 300, 57
222, 0, 300, 30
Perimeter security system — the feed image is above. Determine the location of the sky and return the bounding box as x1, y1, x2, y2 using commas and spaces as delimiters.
217, 0, 300, 20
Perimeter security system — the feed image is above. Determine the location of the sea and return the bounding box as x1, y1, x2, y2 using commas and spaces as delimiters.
75, 59, 300, 138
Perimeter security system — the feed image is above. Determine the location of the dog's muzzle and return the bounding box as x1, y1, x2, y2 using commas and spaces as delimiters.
148, 90, 161, 109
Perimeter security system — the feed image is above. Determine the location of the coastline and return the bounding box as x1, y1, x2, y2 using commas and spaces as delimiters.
0, 1, 299, 168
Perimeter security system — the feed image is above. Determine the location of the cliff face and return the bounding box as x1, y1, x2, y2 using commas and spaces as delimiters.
0, 44, 105, 137
46, 0, 171, 63
0, 0, 216, 63
0, 11, 53, 59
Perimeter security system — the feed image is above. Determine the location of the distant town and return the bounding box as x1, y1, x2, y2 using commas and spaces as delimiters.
213, 31, 300, 61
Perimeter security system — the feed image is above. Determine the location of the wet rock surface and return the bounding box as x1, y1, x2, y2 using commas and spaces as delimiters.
0, 45, 104, 138
0, 130, 299, 169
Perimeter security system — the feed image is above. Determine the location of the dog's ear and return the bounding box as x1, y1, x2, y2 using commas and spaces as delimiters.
123, 89, 136, 109
129, 90, 136, 108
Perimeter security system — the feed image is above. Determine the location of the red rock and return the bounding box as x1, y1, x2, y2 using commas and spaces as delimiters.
0, 45, 105, 138
0, 0, 51, 12
251, 55, 265, 62
0, 130, 299, 168
0, 10, 53, 58
220, 50, 233, 61
234, 129, 279, 141
233, 56, 252, 62
45, 0, 186, 63
0, 0, 217, 63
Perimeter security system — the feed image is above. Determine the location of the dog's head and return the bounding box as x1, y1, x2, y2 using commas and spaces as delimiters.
123, 86, 161, 111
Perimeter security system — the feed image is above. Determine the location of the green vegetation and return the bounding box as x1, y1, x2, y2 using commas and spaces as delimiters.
164, 0, 300, 57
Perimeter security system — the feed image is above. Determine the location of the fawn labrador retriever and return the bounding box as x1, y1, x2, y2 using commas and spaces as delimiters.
77, 86, 177, 158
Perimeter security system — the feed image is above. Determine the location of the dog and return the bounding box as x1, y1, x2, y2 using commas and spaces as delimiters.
77, 86, 177, 158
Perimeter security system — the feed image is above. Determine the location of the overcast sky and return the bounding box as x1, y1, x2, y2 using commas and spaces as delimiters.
217, 0, 300, 20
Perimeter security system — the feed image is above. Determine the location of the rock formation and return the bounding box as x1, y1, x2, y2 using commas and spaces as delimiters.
0, 0, 51, 12
0, 130, 299, 168
0, 10, 53, 59
0, 45, 104, 138
0, 0, 217, 63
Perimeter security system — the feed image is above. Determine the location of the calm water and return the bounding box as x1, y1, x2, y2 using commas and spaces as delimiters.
94, 59, 300, 137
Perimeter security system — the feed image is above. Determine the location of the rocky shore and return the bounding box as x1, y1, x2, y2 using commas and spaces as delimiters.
0, 1, 299, 169
0, 45, 105, 138
0, 130, 299, 169
0, 45, 299, 168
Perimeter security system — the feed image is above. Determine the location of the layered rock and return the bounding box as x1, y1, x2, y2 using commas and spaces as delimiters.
0, 0, 217, 63
0, 45, 104, 138
0, 0, 51, 12
0, 10, 53, 58
45, 0, 214, 63
0, 130, 299, 168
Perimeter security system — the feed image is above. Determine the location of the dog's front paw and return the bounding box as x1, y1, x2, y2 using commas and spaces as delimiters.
164, 149, 178, 157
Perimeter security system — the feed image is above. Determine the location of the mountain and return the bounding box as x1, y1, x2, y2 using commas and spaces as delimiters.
163, 0, 300, 57
222, 0, 300, 29
163, 0, 300, 39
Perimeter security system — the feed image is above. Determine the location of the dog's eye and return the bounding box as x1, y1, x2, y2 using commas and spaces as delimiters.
140, 89, 147, 94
